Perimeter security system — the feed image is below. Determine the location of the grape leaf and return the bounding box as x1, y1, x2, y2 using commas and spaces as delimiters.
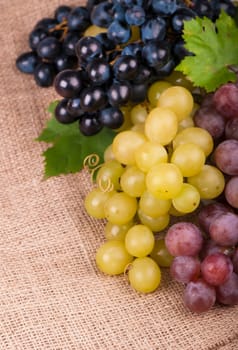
176, 11, 238, 92
37, 101, 116, 178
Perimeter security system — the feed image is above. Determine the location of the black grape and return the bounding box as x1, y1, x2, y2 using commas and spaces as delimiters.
29, 28, 48, 50
54, 5, 72, 22
55, 98, 80, 124
34, 62, 56, 87
54, 69, 83, 98
79, 115, 103, 136
80, 86, 108, 112
99, 106, 124, 128
37, 37, 61, 60
16, 51, 40, 74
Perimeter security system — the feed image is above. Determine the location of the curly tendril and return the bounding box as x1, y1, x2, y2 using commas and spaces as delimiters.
83, 153, 114, 192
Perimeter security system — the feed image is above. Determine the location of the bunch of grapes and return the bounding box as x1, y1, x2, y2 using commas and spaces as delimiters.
16, 0, 236, 136
161, 80, 238, 313
83, 81, 231, 300
166, 207, 238, 313
16, 4, 91, 86
16, 0, 238, 314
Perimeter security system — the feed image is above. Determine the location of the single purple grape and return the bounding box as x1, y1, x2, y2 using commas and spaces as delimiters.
165, 222, 203, 257
184, 279, 216, 313
201, 253, 233, 286
209, 213, 238, 246
170, 256, 200, 284
216, 273, 238, 305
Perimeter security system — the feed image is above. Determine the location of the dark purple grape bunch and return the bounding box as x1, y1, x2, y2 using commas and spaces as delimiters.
16, 4, 93, 87
52, 0, 237, 136
53, 29, 174, 136
53, 35, 133, 136
165, 204, 238, 313
16, 0, 237, 137
16, 0, 236, 88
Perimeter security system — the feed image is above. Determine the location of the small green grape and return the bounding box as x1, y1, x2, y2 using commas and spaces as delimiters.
147, 80, 171, 107
172, 183, 200, 213
125, 224, 155, 258
171, 143, 206, 177
120, 165, 146, 197
105, 221, 133, 241
112, 130, 146, 165
96, 240, 133, 275
104, 192, 137, 225
138, 209, 170, 232
84, 188, 115, 219
158, 86, 194, 121
128, 257, 161, 293
150, 238, 174, 267
146, 163, 183, 200
145, 107, 178, 146
188, 165, 225, 199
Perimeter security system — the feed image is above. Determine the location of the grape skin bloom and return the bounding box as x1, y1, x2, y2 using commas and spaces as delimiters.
165, 222, 203, 257
183, 279, 216, 313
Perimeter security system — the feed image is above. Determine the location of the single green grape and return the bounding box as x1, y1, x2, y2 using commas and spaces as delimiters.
147, 80, 171, 107
115, 105, 133, 132
139, 191, 171, 218
173, 127, 214, 157
96, 160, 124, 191
188, 165, 225, 199
120, 165, 146, 197
112, 130, 146, 165
105, 221, 134, 241
146, 163, 183, 199
104, 192, 137, 225
172, 183, 200, 213
138, 208, 170, 232
178, 116, 194, 131
130, 103, 149, 125
150, 238, 174, 267
135, 141, 168, 173
96, 240, 133, 275
104, 144, 115, 162
158, 86, 194, 121
128, 257, 161, 293
145, 107, 178, 146
170, 143, 206, 177
84, 188, 115, 219
125, 224, 155, 258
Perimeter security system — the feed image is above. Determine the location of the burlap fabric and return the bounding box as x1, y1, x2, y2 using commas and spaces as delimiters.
1, 0, 238, 349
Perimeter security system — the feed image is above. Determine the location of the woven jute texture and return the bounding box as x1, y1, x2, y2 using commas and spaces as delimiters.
1, 1, 238, 349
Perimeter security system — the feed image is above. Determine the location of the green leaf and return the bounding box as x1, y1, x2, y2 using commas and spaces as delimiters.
37, 101, 116, 178
176, 11, 238, 92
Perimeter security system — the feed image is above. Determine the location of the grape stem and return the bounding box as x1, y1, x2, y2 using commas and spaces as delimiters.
123, 263, 133, 279
49, 19, 68, 41
183, 0, 194, 8
98, 177, 114, 192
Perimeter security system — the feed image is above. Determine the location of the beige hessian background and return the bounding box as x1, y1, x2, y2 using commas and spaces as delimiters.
0, 0, 238, 349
